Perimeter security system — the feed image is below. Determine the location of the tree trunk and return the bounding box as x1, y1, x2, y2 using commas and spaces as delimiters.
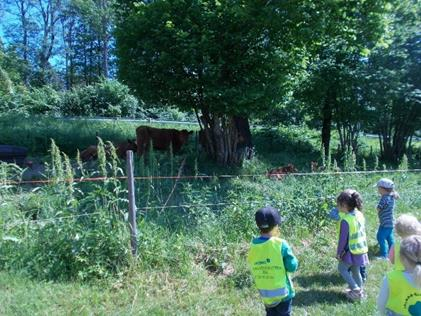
321, 91, 333, 158
199, 111, 252, 165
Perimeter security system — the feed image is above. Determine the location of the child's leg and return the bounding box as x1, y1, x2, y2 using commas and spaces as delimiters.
377, 227, 389, 257
350, 265, 363, 289
360, 266, 367, 282
265, 299, 292, 316
386, 228, 395, 253
338, 262, 359, 290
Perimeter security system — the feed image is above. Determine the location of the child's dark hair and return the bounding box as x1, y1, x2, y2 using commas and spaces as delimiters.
337, 189, 363, 211
260, 226, 274, 234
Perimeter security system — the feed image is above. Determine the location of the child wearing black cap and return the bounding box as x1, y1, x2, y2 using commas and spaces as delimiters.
247, 206, 298, 316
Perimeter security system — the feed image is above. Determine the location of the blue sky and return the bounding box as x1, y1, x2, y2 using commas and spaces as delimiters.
0, 10, 15, 45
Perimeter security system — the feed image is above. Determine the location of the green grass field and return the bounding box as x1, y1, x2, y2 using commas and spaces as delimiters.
1, 114, 421, 315
1, 171, 420, 315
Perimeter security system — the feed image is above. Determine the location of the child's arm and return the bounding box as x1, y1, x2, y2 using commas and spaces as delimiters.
336, 220, 349, 259
389, 245, 395, 263
281, 241, 298, 273
377, 196, 387, 212
377, 276, 389, 315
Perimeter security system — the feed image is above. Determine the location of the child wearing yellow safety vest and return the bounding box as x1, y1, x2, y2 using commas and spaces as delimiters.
377, 235, 421, 315
336, 190, 369, 301
329, 198, 367, 283
389, 214, 421, 271
247, 206, 298, 316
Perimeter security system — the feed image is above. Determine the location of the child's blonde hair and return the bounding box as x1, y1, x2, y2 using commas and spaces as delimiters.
400, 235, 421, 287
382, 187, 400, 200
395, 214, 421, 238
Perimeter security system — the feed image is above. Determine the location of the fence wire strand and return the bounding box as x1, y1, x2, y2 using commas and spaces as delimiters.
2, 168, 420, 186
2, 195, 338, 229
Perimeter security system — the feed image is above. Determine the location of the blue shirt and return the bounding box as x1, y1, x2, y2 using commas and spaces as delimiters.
252, 237, 299, 301
328, 207, 341, 221
377, 194, 395, 228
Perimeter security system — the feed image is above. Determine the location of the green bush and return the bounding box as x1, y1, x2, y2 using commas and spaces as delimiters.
23, 86, 62, 114
62, 80, 139, 117
0, 80, 140, 118
0, 66, 13, 95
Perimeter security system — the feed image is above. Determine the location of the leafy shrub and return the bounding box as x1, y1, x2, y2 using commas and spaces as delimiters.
0, 142, 132, 281
0, 80, 140, 118
62, 80, 139, 117
22, 86, 62, 114
0, 85, 61, 115
0, 66, 13, 95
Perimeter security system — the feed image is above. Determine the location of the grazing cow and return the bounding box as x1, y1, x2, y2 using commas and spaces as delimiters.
80, 145, 98, 161
267, 164, 298, 180
79, 139, 137, 162
115, 139, 137, 158
136, 126, 193, 156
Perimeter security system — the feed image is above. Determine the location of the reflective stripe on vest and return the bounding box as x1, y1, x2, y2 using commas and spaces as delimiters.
259, 287, 289, 298
342, 211, 368, 255
247, 237, 289, 306
394, 242, 405, 271
386, 270, 421, 316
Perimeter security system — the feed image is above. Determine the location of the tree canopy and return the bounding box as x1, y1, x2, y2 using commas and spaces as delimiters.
115, 0, 397, 164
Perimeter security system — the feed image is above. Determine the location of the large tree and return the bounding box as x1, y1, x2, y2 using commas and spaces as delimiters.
298, 42, 369, 157
294, 0, 394, 158
115, 0, 394, 165
364, 0, 421, 164
115, 0, 333, 165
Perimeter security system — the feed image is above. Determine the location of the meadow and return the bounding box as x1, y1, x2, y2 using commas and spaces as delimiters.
1, 114, 421, 315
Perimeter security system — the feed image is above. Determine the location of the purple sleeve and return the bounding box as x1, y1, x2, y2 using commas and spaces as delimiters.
337, 220, 349, 257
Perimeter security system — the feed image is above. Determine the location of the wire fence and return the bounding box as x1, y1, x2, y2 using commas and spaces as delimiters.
2, 168, 421, 186
46, 116, 421, 141
2, 166, 420, 233
2, 194, 336, 230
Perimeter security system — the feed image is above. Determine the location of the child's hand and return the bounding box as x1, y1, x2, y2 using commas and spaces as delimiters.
336, 251, 346, 260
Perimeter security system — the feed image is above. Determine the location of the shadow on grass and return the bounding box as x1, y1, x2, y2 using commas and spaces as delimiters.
367, 244, 380, 260
294, 273, 344, 288
294, 289, 349, 307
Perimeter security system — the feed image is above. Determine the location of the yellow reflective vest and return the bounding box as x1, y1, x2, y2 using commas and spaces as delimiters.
394, 241, 405, 271
247, 237, 289, 307
342, 210, 368, 255
386, 270, 421, 315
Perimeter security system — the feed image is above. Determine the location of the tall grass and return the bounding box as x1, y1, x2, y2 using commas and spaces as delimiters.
1, 121, 421, 314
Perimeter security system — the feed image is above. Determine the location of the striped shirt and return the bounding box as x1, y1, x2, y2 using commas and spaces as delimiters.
377, 194, 395, 228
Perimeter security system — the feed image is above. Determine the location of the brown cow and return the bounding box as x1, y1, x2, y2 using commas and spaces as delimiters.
80, 145, 98, 161
79, 140, 137, 162
267, 164, 298, 180
136, 126, 192, 156
115, 139, 137, 158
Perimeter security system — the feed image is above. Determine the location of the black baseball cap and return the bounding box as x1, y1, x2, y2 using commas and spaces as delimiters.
255, 206, 283, 229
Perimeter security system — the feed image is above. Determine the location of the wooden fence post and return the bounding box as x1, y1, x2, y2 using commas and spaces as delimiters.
126, 150, 137, 257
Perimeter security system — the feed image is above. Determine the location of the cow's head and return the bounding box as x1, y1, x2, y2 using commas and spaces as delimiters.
283, 164, 298, 173
126, 139, 137, 151
177, 130, 193, 144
